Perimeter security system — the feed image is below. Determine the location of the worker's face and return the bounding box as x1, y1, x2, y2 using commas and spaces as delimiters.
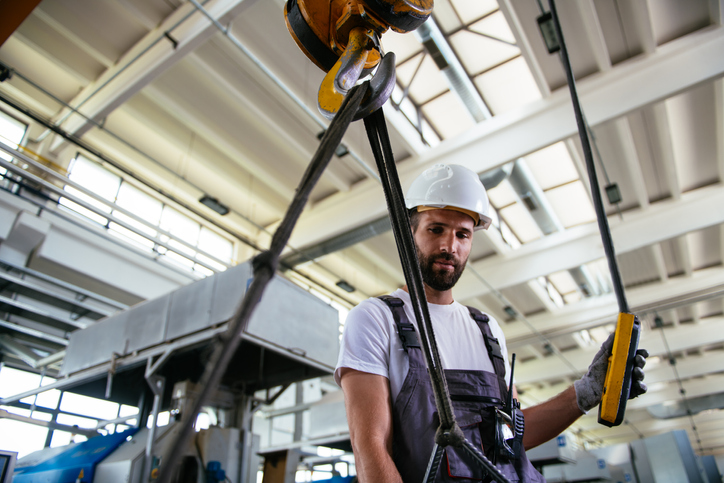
412, 209, 474, 292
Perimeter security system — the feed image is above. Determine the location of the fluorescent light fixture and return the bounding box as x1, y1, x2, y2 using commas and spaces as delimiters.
336, 280, 355, 293
199, 195, 229, 216
606, 183, 622, 205
536, 12, 560, 54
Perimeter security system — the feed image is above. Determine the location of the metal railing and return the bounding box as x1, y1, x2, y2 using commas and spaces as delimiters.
0, 139, 232, 273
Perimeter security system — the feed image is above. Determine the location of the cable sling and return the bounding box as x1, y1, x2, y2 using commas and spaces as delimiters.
363, 108, 510, 483
159, 82, 511, 483
157, 83, 369, 483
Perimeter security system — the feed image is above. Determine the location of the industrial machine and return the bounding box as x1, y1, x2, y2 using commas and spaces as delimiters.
6, 260, 340, 482
0, 450, 17, 483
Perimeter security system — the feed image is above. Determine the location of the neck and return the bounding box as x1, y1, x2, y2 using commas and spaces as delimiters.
401, 284, 454, 305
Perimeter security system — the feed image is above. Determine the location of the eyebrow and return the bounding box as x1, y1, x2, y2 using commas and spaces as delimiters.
426, 221, 473, 235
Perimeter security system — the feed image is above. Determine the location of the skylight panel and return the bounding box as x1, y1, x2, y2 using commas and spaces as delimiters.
500, 219, 521, 248
487, 178, 518, 208
548, 270, 579, 295
381, 29, 422, 63
525, 142, 579, 190
449, 30, 519, 75
421, 119, 441, 146
450, 0, 499, 24
469, 11, 516, 44
395, 53, 424, 89
564, 291, 582, 304
499, 202, 543, 243
474, 57, 542, 115
400, 54, 449, 104
434, 0, 464, 33
585, 258, 613, 294
546, 181, 596, 228
421, 91, 474, 139
395, 91, 420, 127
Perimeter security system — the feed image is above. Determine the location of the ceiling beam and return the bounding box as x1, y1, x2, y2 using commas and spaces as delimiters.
577, 0, 612, 72
31, 9, 114, 68
47, 0, 254, 151
651, 243, 668, 282
614, 117, 649, 209
291, 26, 724, 250
515, 317, 724, 384
454, 183, 724, 300
506, 265, 724, 343
497, 0, 551, 97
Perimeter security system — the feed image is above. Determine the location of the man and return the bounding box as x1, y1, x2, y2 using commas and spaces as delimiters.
335, 164, 647, 482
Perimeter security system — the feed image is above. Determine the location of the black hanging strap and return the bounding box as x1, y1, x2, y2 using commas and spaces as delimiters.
378, 295, 421, 350
157, 84, 370, 483
363, 109, 510, 483
468, 306, 509, 401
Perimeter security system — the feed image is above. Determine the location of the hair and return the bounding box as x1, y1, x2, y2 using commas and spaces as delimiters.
408, 208, 421, 232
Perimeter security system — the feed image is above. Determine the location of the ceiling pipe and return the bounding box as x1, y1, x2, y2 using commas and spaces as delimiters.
508, 159, 563, 235
415, 19, 492, 122
506, 158, 601, 299
647, 392, 724, 419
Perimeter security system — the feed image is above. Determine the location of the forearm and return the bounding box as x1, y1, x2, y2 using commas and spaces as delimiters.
349, 432, 402, 483
521, 385, 583, 450
340, 369, 403, 483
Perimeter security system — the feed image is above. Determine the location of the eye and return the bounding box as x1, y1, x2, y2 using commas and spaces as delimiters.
457, 231, 470, 239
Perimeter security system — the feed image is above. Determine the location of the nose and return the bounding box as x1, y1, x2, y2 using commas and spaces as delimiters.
439, 232, 457, 254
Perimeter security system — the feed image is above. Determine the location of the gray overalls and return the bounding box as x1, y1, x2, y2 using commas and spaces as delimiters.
379, 296, 546, 483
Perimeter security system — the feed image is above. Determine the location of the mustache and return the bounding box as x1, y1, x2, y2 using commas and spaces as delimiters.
434, 253, 455, 262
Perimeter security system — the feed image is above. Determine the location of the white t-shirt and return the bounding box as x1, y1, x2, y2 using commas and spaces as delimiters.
335, 289, 512, 402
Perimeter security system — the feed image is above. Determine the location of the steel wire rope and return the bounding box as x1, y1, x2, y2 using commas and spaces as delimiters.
156, 83, 368, 483
547, 0, 645, 440
547, 0, 628, 314
363, 108, 510, 483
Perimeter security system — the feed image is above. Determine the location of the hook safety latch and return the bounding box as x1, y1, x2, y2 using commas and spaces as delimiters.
318, 27, 396, 121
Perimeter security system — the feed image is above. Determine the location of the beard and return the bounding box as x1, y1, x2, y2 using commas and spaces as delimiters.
416, 245, 468, 292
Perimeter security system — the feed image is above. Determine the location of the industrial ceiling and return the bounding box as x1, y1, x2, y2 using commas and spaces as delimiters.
0, 0, 723, 457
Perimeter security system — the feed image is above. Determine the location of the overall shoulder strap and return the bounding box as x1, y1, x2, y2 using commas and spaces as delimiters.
377, 295, 420, 352
466, 306, 509, 400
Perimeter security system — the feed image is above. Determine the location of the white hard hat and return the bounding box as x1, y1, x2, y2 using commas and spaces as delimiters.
405, 163, 492, 230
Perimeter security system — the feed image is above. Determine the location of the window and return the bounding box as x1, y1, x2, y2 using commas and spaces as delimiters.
0, 110, 28, 184
60, 154, 234, 275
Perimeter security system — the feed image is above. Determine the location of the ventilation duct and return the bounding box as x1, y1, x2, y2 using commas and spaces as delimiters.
415, 19, 491, 122
647, 392, 724, 419
508, 159, 562, 235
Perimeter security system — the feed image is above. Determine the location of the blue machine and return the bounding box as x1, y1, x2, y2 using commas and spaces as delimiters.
13, 428, 139, 483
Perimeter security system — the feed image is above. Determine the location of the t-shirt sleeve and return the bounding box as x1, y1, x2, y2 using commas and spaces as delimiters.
334, 299, 392, 387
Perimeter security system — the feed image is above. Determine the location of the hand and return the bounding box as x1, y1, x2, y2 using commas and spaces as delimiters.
573, 326, 648, 413
629, 348, 648, 399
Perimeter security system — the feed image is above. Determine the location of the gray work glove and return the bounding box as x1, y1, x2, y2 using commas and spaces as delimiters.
573, 330, 649, 413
